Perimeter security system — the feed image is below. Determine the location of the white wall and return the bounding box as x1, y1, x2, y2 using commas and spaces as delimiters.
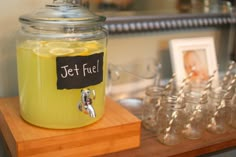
107, 28, 230, 79
0, 0, 51, 97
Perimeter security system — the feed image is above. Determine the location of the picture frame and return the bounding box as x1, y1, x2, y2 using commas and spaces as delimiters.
169, 37, 218, 87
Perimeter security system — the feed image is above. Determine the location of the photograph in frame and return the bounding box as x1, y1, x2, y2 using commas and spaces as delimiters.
169, 37, 218, 87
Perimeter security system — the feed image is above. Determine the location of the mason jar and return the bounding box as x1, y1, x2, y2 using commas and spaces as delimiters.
182, 91, 208, 139
230, 88, 236, 129
142, 86, 165, 132
207, 87, 233, 134
156, 96, 186, 145
16, 0, 108, 129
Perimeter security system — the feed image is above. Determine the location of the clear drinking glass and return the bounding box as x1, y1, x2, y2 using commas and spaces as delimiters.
142, 86, 165, 132
182, 91, 208, 139
230, 88, 236, 129
106, 59, 161, 100
156, 96, 186, 145
207, 87, 233, 134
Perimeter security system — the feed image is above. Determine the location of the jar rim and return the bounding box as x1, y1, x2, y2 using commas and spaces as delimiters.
19, 2, 106, 27
165, 95, 185, 109
184, 91, 208, 103
145, 86, 165, 96
210, 87, 233, 99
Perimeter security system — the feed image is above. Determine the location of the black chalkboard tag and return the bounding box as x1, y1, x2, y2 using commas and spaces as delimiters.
56, 53, 104, 89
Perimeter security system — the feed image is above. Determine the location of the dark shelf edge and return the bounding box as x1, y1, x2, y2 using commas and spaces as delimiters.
104, 13, 236, 34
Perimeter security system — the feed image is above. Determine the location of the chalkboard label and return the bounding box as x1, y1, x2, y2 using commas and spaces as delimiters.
56, 53, 104, 89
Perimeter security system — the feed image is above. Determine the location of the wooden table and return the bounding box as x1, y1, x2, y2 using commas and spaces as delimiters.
99, 99, 236, 157
1, 97, 236, 157
99, 127, 236, 157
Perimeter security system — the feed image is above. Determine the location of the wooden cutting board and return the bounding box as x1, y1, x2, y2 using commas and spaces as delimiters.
0, 97, 141, 157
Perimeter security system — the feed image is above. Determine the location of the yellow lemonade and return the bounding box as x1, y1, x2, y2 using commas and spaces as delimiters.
17, 40, 107, 129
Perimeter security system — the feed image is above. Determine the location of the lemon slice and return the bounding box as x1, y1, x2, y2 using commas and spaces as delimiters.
49, 48, 74, 56
84, 41, 102, 52
71, 47, 89, 56
45, 42, 71, 48
33, 47, 52, 58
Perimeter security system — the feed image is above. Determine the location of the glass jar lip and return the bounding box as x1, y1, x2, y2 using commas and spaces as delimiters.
185, 91, 202, 98
19, 2, 106, 26
210, 87, 233, 99
184, 91, 208, 103
165, 95, 185, 109
145, 86, 165, 96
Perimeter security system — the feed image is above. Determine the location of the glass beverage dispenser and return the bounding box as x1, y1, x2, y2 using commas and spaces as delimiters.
16, 0, 108, 129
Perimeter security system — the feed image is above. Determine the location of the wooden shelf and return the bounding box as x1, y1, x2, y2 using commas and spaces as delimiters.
98, 101, 236, 157
99, 127, 236, 157
1, 96, 236, 157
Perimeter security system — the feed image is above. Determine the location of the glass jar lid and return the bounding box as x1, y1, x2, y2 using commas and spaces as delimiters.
19, 0, 106, 27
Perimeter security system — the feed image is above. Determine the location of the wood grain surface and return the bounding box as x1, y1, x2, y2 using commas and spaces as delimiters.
0, 97, 141, 157
99, 100, 236, 157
